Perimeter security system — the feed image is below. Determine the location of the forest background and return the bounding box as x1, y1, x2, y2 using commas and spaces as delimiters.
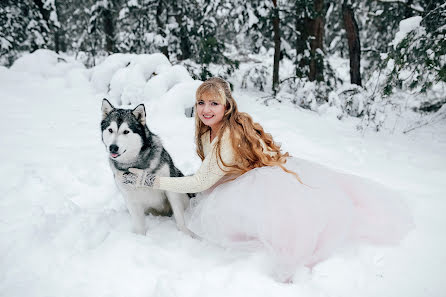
1, 2, 446, 295
1, 0, 445, 132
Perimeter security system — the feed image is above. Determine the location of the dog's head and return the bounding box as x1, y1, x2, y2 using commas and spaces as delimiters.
101, 99, 147, 163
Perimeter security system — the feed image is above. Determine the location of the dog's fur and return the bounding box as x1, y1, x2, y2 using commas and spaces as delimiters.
101, 98, 194, 236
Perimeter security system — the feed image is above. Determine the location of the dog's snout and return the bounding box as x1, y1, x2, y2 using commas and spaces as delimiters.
109, 144, 119, 153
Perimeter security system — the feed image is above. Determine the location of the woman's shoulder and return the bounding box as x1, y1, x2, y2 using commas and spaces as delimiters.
202, 127, 232, 150
217, 127, 233, 149
201, 130, 210, 144
219, 128, 235, 157
221, 127, 231, 140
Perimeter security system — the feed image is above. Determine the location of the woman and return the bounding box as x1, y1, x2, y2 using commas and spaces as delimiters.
120, 77, 414, 281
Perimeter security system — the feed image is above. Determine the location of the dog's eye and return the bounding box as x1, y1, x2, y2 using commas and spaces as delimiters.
108, 128, 113, 133
123, 130, 129, 135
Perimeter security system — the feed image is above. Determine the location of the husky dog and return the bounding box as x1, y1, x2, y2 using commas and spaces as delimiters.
101, 98, 194, 236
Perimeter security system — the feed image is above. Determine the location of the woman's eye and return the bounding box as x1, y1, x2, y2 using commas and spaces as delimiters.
123, 130, 129, 135
211, 102, 219, 106
108, 128, 113, 133
197, 101, 204, 105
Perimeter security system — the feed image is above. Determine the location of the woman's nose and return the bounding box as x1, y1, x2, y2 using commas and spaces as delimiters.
203, 103, 211, 112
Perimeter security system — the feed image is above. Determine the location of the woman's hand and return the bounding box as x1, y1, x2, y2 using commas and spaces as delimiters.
118, 168, 159, 189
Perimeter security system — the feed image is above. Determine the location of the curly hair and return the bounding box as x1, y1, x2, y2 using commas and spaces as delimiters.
194, 77, 303, 183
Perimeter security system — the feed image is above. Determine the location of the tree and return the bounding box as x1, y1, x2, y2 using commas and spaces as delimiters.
383, 2, 446, 99
115, 0, 158, 54
1, 1, 25, 65
102, 1, 115, 53
342, 1, 361, 86
88, 0, 118, 54
308, 0, 324, 82
0, 0, 53, 65
272, 0, 280, 93
357, 0, 419, 79
155, 0, 168, 58
32, 0, 60, 51
170, 0, 193, 60
291, 0, 326, 82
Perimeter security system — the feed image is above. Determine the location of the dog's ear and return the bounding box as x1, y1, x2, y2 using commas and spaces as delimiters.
102, 98, 115, 120
132, 104, 146, 126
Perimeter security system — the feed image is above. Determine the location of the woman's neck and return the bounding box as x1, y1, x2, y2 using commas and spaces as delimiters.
209, 124, 223, 142
210, 129, 216, 142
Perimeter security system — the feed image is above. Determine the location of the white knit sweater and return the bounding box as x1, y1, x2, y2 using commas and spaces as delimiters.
157, 129, 234, 193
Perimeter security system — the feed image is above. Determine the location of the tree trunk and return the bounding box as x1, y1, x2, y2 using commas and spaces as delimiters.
54, 30, 60, 53
54, 0, 61, 53
295, 21, 308, 75
309, 0, 324, 82
156, 0, 169, 59
272, 0, 280, 93
342, 2, 362, 86
103, 5, 114, 53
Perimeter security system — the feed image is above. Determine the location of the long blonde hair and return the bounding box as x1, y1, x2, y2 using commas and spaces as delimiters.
194, 77, 303, 183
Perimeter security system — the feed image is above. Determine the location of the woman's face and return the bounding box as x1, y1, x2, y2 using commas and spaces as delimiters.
196, 90, 225, 131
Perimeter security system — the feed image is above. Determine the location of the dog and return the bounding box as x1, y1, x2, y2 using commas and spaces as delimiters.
101, 98, 194, 236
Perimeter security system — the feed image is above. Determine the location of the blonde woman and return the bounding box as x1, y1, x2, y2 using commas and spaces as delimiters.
120, 77, 413, 281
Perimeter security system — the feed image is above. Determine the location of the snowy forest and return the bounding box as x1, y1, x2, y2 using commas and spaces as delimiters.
1, 0, 445, 131
1, 1, 446, 297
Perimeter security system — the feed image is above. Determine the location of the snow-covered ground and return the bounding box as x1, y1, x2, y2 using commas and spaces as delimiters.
1, 50, 445, 297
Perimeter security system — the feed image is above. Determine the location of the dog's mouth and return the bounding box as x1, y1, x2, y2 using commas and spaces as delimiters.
110, 150, 126, 159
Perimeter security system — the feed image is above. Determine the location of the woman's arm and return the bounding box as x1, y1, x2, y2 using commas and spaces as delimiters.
119, 131, 234, 193
157, 137, 234, 193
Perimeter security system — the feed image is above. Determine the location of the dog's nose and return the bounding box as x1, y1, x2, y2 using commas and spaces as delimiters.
109, 144, 119, 153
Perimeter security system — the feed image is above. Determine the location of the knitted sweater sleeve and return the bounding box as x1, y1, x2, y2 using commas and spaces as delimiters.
157, 131, 234, 193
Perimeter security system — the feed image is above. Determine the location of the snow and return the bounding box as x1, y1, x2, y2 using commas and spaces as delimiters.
90, 53, 171, 98
1, 50, 446, 297
10, 49, 85, 77
0, 37, 12, 50
390, 16, 423, 48
142, 65, 194, 102
247, 8, 259, 27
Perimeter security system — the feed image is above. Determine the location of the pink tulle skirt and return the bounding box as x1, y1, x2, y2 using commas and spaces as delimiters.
185, 157, 414, 278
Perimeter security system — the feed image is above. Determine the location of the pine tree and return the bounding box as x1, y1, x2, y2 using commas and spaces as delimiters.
357, 0, 419, 78
88, 0, 119, 55
115, 0, 180, 56
1, 1, 25, 65
32, 0, 60, 51
0, 0, 52, 65
169, 0, 195, 60
383, 2, 446, 101
288, 0, 326, 82
177, 0, 238, 80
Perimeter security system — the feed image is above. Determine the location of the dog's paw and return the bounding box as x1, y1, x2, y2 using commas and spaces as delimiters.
178, 226, 201, 240
189, 231, 202, 240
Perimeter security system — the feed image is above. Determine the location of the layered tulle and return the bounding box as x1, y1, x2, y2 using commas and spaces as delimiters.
185, 157, 414, 278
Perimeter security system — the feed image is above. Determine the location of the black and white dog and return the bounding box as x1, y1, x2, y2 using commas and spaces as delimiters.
101, 99, 194, 236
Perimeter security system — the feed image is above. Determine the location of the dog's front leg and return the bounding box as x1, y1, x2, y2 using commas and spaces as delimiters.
126, 200, 146, 235
166, 192, 198, 238
165, 192, 200, 239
